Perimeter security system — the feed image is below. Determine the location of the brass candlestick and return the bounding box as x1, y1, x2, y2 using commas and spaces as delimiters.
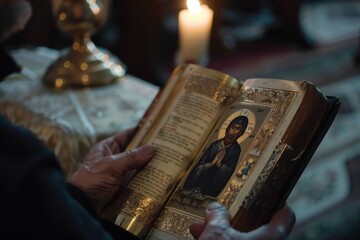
43, 0, 126, 89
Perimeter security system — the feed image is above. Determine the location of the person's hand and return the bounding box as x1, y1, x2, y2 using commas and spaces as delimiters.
205, 163, 212, 168
190, 202, 295, 240
68, 129, 155, 214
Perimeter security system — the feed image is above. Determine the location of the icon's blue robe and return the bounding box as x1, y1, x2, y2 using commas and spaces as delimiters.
183, 138, 241, 197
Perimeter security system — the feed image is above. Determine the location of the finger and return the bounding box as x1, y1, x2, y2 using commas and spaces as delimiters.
189, 222, 205, 239
85, 137, 117, 159
196, 202, 232, 239
205, 202, 231, 225
267, 204, 296, 236
113, 128, 136, 149
111, 145, 155, 172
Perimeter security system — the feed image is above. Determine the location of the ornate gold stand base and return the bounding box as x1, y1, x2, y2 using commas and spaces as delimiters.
42, 41, 126, 89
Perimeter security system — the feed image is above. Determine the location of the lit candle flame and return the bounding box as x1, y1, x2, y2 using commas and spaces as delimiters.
187, 0, 201, 14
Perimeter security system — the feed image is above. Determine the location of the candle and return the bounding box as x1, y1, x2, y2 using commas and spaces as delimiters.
177, 0, 213, 65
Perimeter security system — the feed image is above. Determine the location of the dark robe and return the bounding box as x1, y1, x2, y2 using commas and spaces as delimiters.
0, 114, 139, 239
183, 139, 241, 197
0, 46, 21, 80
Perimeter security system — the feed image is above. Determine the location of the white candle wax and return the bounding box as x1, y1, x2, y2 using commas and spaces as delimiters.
178, 3, 213, 65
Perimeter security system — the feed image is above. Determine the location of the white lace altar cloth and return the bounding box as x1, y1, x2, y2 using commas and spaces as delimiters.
0, 47, 159, 176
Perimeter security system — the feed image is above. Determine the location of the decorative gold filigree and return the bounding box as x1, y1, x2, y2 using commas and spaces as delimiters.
184, 73, 240, 103
118, 189, 161, 226
220, 179, 245, 208
219, 87, 297, 209
242, 143, 288, 208
153, 208, 199, 239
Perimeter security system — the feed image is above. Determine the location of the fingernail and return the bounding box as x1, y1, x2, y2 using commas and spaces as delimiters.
207, 202, 223, 211
138, 145, 156, 156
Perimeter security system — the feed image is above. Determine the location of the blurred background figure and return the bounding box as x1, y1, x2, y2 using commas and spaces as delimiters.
0, 0, 32, 79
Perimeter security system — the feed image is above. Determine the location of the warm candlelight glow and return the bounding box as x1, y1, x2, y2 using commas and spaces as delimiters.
187, 0, 201, 14
178, 0, 213, 65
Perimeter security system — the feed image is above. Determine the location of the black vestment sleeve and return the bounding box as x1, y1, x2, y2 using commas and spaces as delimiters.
0, 114, 135, 239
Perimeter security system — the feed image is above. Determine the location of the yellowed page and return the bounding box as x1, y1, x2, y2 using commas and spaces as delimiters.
113, 64, 241, 238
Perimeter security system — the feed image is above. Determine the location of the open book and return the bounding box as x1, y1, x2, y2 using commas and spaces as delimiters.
103, 64, 340, 239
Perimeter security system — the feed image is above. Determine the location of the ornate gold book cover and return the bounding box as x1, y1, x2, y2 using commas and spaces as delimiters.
104, 64, 339, 239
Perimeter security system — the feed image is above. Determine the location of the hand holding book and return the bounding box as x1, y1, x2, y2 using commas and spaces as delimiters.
102, 64, 339, 239
67, 125, 295, 240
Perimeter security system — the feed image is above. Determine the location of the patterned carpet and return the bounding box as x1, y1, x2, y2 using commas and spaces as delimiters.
288, 74, 360, 240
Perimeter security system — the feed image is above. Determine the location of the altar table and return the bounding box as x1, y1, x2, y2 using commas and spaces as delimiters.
0, 47, 159, 176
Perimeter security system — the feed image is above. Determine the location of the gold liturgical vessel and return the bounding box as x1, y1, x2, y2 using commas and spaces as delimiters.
43, 0, 126, 88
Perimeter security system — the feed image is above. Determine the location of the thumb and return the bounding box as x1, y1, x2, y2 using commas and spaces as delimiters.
194, 202, 232, 239
111, 145, 155, 172
205, 202, 231, 226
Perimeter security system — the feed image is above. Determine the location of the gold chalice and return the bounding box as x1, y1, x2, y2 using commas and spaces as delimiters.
42, 0, 126, 89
